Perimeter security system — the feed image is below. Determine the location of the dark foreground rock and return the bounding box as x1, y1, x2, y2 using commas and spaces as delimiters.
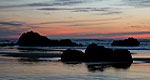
17, 31, 82, 46
61, 44, 133, 63
61, 49, 84, 62
85, 44, 113, 62
84, 44, 133, 62
111, 37, 140, 46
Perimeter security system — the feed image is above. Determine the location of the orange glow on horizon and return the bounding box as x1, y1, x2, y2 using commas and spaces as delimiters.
8, 35, 20, 38
5, 34, 150, 39
124, 34, 150, 38
109, 34, 150, 39
0, 35, 20, 38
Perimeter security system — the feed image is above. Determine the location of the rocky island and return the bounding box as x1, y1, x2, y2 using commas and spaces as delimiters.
17, 31, 82, 46
111, 37, 140, 46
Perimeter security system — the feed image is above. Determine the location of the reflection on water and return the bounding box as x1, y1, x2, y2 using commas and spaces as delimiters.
63, 62, 131, 73
19, 57, 41, 61
1, 55, 150, 80
14, 56, 132, 73
17, 47, 63, 53
17, 57, 61, 65
86, 63, 131, 72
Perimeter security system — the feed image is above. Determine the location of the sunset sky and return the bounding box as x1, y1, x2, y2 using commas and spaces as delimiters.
0, 0, 150, 39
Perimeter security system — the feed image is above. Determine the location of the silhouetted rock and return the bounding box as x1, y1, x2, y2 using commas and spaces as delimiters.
61, 49, 84, 62
17, 31, 50, 46
59, 39, 79, 46
113, 49, 133, 62
61, 43, 133, 63
111, 37, 140, 46
85, 43, 113, 62
17, 31, 82, 46
85, 44, 133, 62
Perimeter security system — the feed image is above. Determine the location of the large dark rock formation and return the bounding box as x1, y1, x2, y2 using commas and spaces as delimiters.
61, 44, 133, 63
17, 31, 49, 46
84, 44, 133, 62
113, 49, 133, 62
17, 31, 82, 46
85, 44, 113, 62
111, 37, 140, 46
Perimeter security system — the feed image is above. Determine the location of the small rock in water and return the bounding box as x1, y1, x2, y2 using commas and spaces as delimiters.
111, 37, 140, 46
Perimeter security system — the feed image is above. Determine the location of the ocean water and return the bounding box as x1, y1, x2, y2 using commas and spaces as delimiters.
1, 38, 150, 51
0, 38, 150, 80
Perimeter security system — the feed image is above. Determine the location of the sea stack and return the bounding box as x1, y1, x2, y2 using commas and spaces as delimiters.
61, 49, 84, 62
17, 31, 82, 46
111, 37, 140, 46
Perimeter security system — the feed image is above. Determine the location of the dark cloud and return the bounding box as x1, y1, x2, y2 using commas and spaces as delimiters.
129, 26, 140, 28
38, 7, 110, 12
0, 0, 88, 9
71, 7, 110, 12
47, 31, 150, 38
0, 22, 23, 26
122, 0, 150, 8
0, 21, 41, 38
32, 17, 121, 25
35, 0, 104, 6
97, 11, 122, 15
38, 7, 117, 13
128, 25, 150, 29
0, 27, 22, 36
63, 22, 112, 27
38, 7, 122, 15
27, 0, 85, 6
0, 21, 40, 28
